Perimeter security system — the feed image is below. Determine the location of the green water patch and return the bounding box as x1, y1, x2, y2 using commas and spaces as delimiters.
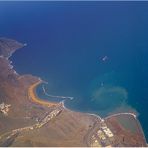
91, 85, 128, 110
88, 71, 130, 114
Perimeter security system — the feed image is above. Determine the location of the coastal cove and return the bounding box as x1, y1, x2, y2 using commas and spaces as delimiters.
0, 37, 145, 147
29, 78, 147, 145
36, 82, 135, 117
2, 1, 148, 142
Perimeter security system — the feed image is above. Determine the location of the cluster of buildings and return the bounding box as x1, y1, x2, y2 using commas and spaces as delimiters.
91, 135, 102, 147
101, 126, 114, 138
35, 108, 62, 128
90, 120, 114, 147
12, 125, 34, 133
0, 102, 11, 116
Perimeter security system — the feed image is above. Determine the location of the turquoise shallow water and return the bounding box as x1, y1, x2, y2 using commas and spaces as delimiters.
1, 1, 148, 141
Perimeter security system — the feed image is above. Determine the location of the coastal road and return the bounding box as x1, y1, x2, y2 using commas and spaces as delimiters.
105, 112, 136, 120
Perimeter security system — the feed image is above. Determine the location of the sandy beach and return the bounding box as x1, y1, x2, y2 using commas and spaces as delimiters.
28, 80, 57, 107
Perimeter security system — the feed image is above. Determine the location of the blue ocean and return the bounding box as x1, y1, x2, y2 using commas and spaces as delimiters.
1, 1, 148, 140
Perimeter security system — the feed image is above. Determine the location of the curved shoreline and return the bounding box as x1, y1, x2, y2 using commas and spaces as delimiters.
32, 81, 104, 122
30, 80, 147, 144
7, 39, 147, 144
28, 79, 57, 107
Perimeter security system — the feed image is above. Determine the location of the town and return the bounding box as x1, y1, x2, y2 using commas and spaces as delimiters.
0, 102, 11, 116
90, 119, 114, 147
12, 106, 63, 133
0, 105, 63, 146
